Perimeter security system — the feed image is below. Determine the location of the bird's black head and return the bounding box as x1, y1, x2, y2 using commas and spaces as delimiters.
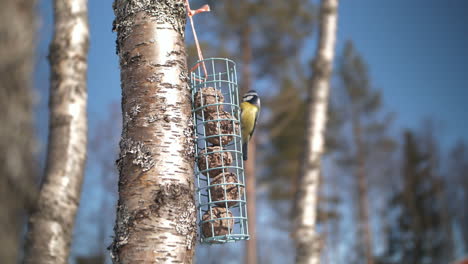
242, 90, 260, 106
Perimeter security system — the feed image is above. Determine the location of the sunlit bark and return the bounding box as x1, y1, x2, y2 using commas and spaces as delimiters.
109, 1, 196, 263
24, 0, 89, 263
293, 0, 339, 263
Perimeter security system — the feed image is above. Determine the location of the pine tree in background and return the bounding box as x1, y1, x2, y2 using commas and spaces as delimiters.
265, 80, 307, 200
199, 0, 315, 79
379, 130, 451, 264
447, 141, 468, 253
266, 40, 396, 264
420, 121, 454, 262
336, 40, 397, 264
264, 79, 343, 201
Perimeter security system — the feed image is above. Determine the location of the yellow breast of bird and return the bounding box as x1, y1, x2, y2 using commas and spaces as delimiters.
240, 102, 258, 143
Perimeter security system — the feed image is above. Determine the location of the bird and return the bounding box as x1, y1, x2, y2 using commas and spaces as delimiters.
240, 90, 260, 161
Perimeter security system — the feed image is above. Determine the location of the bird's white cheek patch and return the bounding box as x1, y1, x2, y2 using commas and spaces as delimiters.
243, 96, 254, 102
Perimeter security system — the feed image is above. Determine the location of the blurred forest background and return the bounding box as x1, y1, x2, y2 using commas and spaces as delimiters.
1, 0, 468, 263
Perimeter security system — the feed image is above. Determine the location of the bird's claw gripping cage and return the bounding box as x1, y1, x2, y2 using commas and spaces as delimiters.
190, 58, 249, 244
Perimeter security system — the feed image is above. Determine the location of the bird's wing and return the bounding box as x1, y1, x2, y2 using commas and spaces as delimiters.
249, 108, 259, 138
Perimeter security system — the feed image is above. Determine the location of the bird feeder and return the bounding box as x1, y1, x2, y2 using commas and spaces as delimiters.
190, 58, 249, 244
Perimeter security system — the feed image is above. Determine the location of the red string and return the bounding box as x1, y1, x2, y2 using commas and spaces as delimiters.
185, 0, 210, 79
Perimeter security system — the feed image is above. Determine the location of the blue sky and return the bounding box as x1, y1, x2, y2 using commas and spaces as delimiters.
34, 0, 468, 261
338, 1, 468, 146
36, 0, 468, 148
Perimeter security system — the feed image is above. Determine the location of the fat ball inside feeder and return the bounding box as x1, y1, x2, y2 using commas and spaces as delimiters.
194, 87, 224, 115
202, 207, 234, 238
210, 172, 244, 207
198, 146, 233, 177
204, 111, 239, 146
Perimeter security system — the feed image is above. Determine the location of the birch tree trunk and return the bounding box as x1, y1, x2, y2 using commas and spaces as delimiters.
24, 0, 89, 263
0, 0, 38, 263
109, 1, 196, 263
293, 0, 339, 263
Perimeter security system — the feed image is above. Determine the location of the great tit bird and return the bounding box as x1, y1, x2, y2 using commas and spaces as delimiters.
240, 90, 260, 161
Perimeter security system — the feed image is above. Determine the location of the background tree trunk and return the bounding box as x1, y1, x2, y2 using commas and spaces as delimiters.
293, 0, 339, 263
0, 0, 38, 263
109, 1, 196, 263
24, 0, 89, 263
245, 140, 257, 264
241, 24, 258, 264
352, 116, 374, 264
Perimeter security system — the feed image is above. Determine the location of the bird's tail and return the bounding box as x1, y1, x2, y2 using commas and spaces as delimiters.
243, 142, 248, 161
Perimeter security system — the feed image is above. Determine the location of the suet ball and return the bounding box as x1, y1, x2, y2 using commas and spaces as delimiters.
210, 172, 243, 207
205, 111, 239, 146
197, 146, 233, 177
194, 87, 224, 115
201, 207, 234, 237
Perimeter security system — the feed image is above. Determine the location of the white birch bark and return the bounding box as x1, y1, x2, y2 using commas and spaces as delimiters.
24, 0, 89, 263
109, 1, 197, 263
293, 0, 339, 263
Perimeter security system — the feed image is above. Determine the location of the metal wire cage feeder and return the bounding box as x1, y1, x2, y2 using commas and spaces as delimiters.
190, 58, 249, 244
